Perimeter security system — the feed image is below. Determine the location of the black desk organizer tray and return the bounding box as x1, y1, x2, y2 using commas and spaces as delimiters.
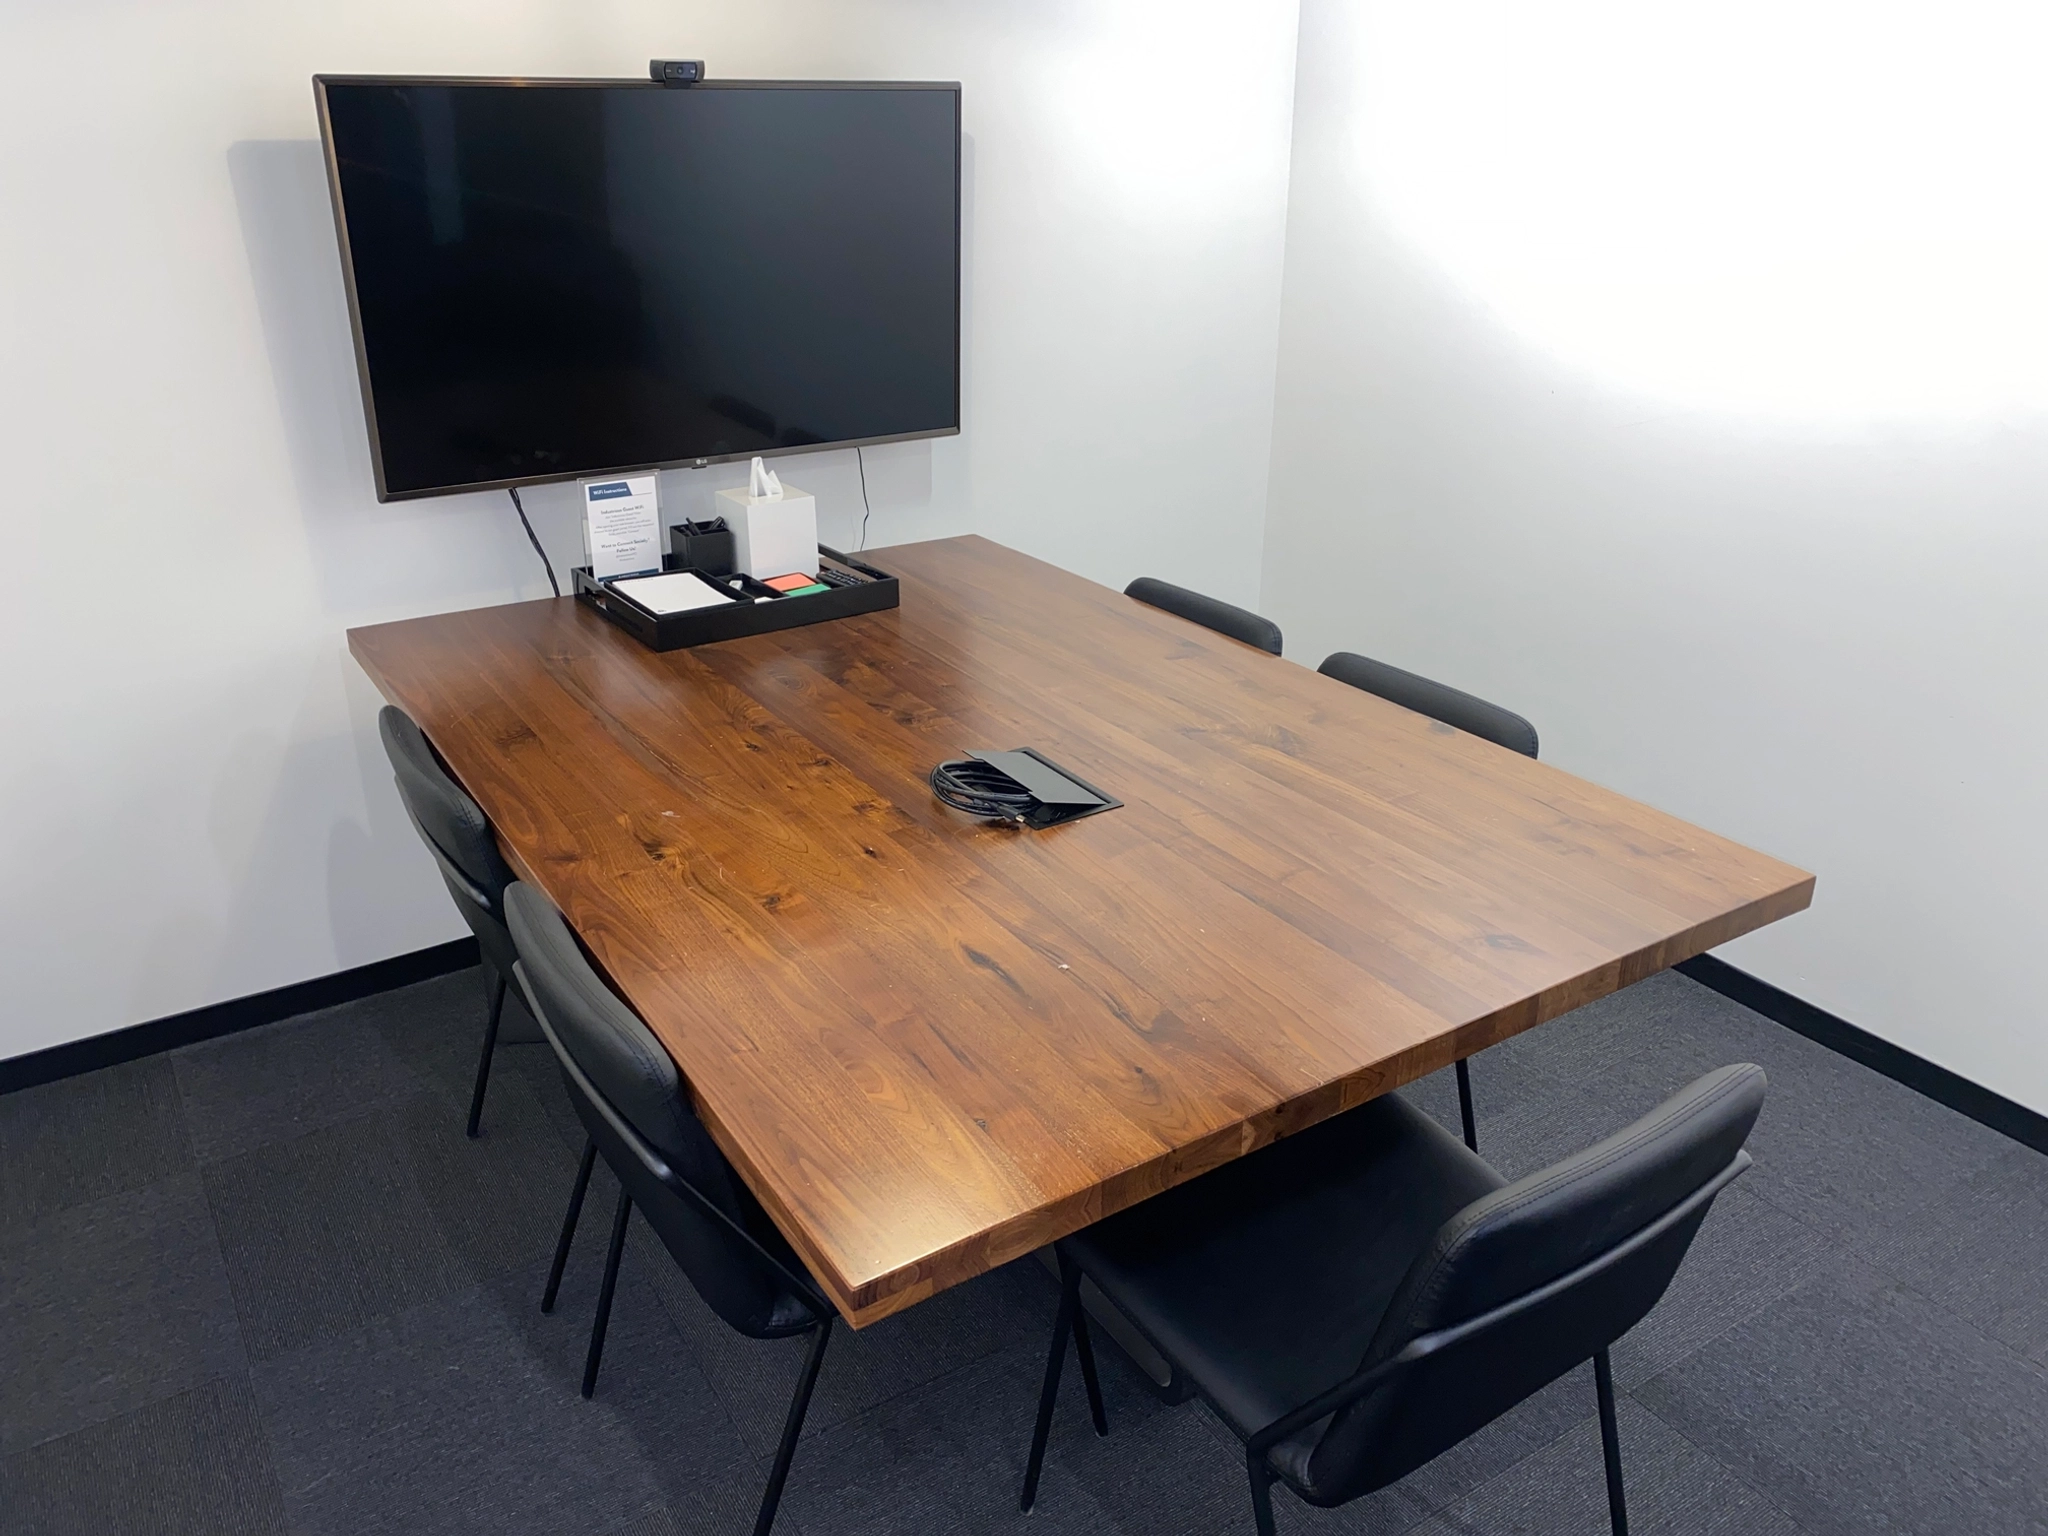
573, 545, 900, 652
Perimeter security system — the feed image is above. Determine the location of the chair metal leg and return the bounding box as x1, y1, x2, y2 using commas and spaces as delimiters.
581, 1184, 632, 1399
752, 1317, 834, 1536
1247, 1451, 1278, 1536
1020, 1253, 1083, 1510
1594, 1348, 1629, 1536
1071, 1285, 1110, 1438
542, 1138, 597, 1314
1455, 1056, 1478, 1152
466, 970, 508, 1139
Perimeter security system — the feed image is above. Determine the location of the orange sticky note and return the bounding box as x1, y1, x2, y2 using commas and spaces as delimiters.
762, 573, 815, 592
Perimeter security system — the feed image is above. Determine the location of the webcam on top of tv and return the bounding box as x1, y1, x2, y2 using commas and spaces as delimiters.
650, 60, 705, 87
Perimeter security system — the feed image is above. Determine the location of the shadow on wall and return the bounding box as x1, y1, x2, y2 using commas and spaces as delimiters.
218, 140, 500, 1003
226, 139, 553, 614
121, 648, 461, 1026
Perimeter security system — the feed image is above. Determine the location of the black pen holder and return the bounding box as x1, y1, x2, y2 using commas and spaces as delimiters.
668, 519, 737, 577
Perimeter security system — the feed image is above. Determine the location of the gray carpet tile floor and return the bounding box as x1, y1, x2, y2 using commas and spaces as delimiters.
3, 965, 2046, 1535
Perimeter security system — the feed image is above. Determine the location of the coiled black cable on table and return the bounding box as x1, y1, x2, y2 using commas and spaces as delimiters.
930, 758, 1037, 823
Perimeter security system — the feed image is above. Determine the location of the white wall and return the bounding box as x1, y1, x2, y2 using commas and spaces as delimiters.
1263, 0, 2048, 1112
0, 0, 1299, 1058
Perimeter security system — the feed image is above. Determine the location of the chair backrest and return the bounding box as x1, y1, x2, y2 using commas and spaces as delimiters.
1317, 652, 1537, 758
1303, 1064, 1766, 1503
378, 706, 519, 977
1125, 577, 1283, 656
503, 882, 820, 1339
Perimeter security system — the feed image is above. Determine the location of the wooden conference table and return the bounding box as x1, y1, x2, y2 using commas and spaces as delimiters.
349, 535, 1813, 1328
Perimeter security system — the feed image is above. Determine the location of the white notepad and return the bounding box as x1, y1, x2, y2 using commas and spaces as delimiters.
609, 570, 738, 616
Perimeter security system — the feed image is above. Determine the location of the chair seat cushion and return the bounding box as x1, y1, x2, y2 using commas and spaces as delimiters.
1068, 1092, 1502, 1439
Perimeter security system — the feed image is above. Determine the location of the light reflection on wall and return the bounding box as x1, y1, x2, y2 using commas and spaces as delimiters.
1347, 0, 2048, 416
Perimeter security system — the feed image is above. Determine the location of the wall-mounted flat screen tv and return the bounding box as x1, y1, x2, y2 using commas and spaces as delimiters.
315, 76, 961, 500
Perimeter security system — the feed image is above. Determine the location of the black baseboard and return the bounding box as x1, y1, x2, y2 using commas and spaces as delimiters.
1677, 954, 2048, 1159
0, 938, 481, 1096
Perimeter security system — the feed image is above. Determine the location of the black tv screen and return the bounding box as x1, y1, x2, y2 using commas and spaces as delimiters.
315, 77, 961, 500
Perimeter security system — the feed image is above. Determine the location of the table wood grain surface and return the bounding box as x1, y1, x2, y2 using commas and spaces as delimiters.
348, 535, 1813, 1326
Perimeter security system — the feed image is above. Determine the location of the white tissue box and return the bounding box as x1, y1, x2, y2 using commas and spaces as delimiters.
716, 483, 818, 580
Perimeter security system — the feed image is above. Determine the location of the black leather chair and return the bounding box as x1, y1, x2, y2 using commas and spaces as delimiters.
1318, 651, 1537, 758
1317, 652, 1540, 1149
504, 883, 833, 1536
1126, 577, 1283, 656
1021, 1064, 1766, 1536
378, 705, 525, 1137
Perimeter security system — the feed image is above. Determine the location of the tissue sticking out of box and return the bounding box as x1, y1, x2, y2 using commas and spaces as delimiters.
748, 456, 783, 500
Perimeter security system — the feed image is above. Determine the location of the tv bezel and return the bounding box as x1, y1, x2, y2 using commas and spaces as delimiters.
312, 74, 964, 503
